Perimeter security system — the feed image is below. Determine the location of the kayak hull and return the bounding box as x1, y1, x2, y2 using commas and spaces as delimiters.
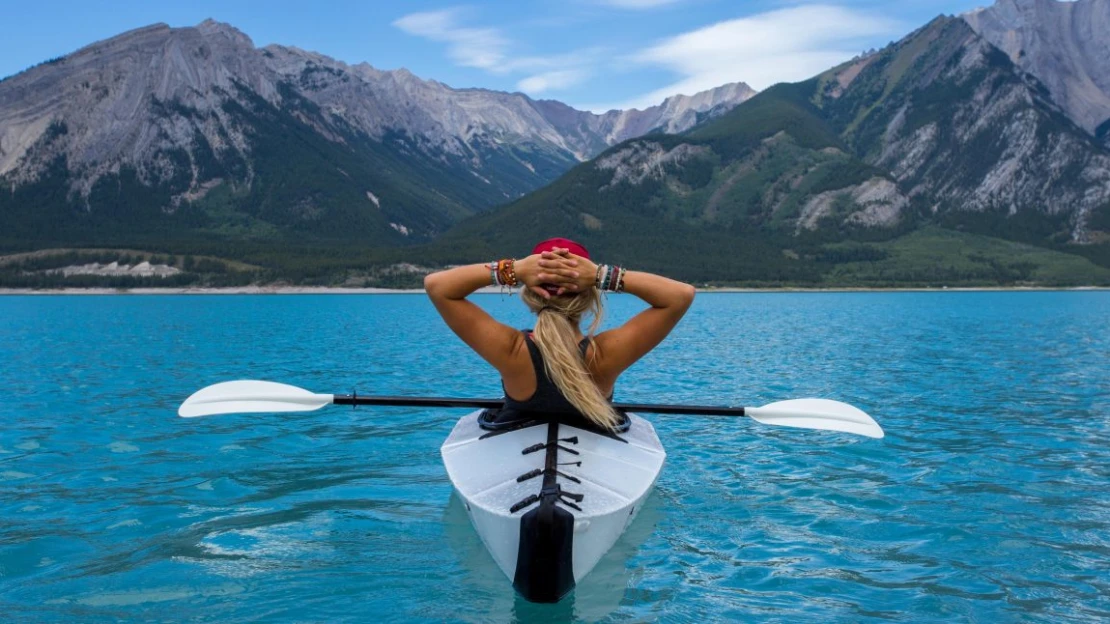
440, 410, 666, 602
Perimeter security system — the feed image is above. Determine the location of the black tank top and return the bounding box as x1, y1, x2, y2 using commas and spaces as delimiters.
482, 331, 629, 433
501, 331, 593, 416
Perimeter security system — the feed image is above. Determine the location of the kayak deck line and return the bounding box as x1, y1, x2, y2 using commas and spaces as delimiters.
510, 422, 586, 515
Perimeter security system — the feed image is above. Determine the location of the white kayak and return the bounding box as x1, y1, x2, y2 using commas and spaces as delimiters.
440, 410, 666, 602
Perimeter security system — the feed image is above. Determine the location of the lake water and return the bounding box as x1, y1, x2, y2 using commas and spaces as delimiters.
1, 292, 1108, 622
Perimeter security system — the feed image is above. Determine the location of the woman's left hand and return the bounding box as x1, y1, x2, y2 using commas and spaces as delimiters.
516, 250, 586, 298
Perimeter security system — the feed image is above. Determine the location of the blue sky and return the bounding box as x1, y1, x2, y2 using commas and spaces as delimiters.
2, 0, 991, 112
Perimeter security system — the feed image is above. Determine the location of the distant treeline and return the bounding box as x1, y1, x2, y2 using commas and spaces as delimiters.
0, 249, 255, 288
2, 224, 1108, 289
4, 251, 177, 272
0, 271, 259, 289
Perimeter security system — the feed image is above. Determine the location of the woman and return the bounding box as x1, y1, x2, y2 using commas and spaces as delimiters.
424, 238, 695, 431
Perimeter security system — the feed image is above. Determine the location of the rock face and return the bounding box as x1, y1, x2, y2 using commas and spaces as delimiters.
0, 22, 271, 191
595, 142, 712, 188
798, 177, 907, 232
0, 19, 754, 243
963, 0, 1110, 142
819, 17, 1110, 241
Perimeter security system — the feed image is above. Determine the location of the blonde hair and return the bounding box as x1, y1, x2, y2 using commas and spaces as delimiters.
521, 288, 621, 430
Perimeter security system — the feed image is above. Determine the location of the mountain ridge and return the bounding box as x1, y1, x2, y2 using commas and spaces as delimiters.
0, 19, 754, 245
0, 19, 754, 230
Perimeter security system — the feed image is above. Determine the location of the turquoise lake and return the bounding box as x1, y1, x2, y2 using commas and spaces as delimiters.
1, 292, 1108, 622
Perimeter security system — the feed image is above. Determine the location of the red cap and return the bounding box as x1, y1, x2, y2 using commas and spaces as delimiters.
532, 237, 589, 259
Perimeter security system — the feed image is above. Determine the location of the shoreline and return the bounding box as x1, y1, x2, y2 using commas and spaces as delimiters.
1, 285, 1108, 295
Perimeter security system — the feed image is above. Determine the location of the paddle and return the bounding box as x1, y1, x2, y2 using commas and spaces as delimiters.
178, 380, 884, 438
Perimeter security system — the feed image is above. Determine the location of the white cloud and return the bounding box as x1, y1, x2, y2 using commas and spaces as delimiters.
608, 4, 901, 110
598, 0, 685, 8
393, 9, 508, 71
517, 69, 590, 94
395, 3, 902, 108
502, 47, 607, 75
394, 9, 602, 94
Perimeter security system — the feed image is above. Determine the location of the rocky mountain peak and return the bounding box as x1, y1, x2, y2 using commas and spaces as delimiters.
658, 82, 754, 113
0, 19, 284, 184
963, 0, 1110, 139
195, 18, 256, 48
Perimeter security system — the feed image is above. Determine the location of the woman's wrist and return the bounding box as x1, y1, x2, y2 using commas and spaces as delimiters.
522, 254, 543, 286
593, 264, 626, 292
489, 257, 521, 287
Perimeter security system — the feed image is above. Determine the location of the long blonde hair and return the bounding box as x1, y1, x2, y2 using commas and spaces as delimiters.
521, 288, 621, 430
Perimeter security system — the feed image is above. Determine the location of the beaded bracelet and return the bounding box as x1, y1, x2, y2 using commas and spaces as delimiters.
594, 264, 626, 292
494, 258, 517, 287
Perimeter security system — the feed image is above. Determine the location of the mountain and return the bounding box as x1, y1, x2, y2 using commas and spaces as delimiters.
532, 82, 757, 152
817, 16, 1110, 244
434, 15, 1110, 286
5, 4, 1110, 288
963, 0, 1110, 145
0, 20, 753, 248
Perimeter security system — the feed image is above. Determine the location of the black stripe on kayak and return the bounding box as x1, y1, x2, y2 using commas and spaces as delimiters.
512, 420, 577, 603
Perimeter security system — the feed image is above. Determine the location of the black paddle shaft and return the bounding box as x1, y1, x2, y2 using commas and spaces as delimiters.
331, 394, 748, 417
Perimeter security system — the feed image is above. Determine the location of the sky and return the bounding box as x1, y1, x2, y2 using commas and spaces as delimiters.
1, 0, 992, 112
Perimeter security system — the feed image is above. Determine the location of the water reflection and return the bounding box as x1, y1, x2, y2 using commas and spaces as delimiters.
442, 491, 665, 622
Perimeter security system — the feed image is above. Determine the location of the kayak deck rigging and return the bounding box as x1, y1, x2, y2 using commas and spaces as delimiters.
510, 422, 586, 514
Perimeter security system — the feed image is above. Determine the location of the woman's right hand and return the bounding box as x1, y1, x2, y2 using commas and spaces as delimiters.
517, 251, 583, 298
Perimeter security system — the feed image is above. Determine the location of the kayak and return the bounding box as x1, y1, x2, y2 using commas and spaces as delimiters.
177, 382, 881, 602
440, 409, 666, 602
178, 382, 881, 604
178, 383, 881, 603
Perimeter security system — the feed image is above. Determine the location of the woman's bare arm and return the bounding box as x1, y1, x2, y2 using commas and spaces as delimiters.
424, 255, 564, 371
593, 270, 696, 377
544, 251, 695, 378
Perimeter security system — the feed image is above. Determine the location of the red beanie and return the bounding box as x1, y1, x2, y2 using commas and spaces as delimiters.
532, 237, 589, 259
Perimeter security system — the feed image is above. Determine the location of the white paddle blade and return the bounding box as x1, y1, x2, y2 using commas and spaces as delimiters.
747, 398, 884, 439
178, 380, 334, 418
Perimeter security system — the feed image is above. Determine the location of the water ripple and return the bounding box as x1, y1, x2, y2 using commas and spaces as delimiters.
1, 292, 1109, 622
